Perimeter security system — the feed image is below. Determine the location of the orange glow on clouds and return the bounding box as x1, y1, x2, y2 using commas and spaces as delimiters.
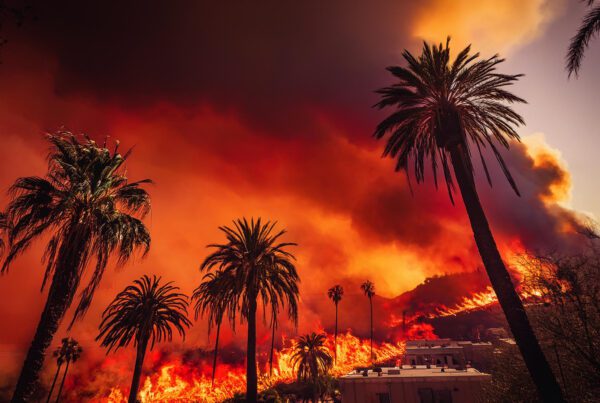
412, 0, 565, 53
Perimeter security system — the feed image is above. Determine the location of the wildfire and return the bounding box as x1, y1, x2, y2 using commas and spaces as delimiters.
432, 286, 498, 317
104, 331, 405, 402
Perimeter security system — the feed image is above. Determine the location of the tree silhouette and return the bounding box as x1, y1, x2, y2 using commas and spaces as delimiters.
291, 333, 333, 403
96, 275, 191, 403
192, 269, 236, 385
46, 337, 82, 403
201, 218, 299, 402
360, 281, 375, 361
374, 38, 563, 402
2, 132, 151, 402
567, 0, 600, 76
327, 285, 344, 363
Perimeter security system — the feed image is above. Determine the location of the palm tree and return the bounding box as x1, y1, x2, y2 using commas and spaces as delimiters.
567, 0, 600, 76
291, 333, 333, 402
46, 338, 82, 403
97, 275, 191, 403
2, 132, 152, 402
374, 39, 563, 402
192, 269, 236, 385
327, 285, 344, 363
54, 338, 82, 403
201, 218, 299, 402
360, 281, 375, 361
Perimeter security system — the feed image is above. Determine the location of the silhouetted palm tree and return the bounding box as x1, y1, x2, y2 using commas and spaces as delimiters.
192, 269, 236, 385
97, 275, 191, 403
2, 132, 151, 402
201, 218, 299, 402
327, 285, 344, 363
374, 39, 563, 402
567, 0, 600, 76
291, 333, 333, 402
46, 337, 82, 403
360, 281, 375, 361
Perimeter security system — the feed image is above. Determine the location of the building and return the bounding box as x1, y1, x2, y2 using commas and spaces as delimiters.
338, 366, 491, 403
403, 339, 493, 371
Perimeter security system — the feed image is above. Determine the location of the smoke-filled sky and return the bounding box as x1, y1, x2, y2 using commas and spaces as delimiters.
0, 0, 599, 380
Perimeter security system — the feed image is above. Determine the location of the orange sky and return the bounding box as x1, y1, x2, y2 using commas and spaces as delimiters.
0, 0, 597, 386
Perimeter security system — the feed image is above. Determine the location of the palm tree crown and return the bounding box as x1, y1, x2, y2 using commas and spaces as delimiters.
567, 0, 600, 76
97, 275, 191, 352
327, 285, 344, 304
291, 333, 333, 382
201, 218, 300, 327
2, 132, 152, 324
374, 38, 525, 202
361, 281, 375, 298
52, 338, 82, 365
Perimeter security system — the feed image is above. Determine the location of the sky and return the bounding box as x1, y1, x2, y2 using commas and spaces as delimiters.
0, 0, 599, 383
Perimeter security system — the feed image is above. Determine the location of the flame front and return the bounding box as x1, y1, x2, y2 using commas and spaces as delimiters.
433, 286, 498, 317
105, 331, 405, 402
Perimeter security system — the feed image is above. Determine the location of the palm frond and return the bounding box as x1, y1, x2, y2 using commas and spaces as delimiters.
567, 4, 600, 76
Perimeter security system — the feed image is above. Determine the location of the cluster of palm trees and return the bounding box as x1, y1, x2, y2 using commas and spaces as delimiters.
6, 26, 599, 401
46, 338, 82, 403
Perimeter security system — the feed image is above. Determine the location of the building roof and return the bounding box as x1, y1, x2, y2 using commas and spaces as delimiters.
339, 366, 491, 382
406, 339, 492, 354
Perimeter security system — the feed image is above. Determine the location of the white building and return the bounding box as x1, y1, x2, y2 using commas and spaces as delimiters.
338, 366, 491, 403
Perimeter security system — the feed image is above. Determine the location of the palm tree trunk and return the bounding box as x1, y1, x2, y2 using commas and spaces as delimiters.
369, 297, 373, 361
11, 266, 78, 402
46, 362, 62, 403
269, 318, 276, 376
212, 321, 221, 386
54, 360, 70, 403
12, 225, 88, 402
128, 335, 149, 403
449, 144, 564, 402
246, 297, 258, 402
334, 302, 338, 363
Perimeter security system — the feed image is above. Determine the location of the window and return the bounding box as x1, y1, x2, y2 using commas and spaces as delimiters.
376, 393, 391, 403
418, 388, 453, 403
418, 388, 434, 403
436, 389, 453, 403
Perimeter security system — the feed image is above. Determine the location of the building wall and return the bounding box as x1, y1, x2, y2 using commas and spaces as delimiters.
339, 377, 489, 403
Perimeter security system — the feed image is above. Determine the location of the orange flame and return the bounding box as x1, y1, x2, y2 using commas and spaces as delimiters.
432, 286, 498, 317
104, 331, 405, 402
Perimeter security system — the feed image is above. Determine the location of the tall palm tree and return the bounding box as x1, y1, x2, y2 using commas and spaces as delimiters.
360, 281, 375, 361
201, 218, 299, 402
291, 333, 333, 402
46, 338, 82, 403
97, 275, 191, 403
327, 285, 344, 363
192, 269, 236, 385
2, 132, 152, 402
374, 38, 563, 402
567, 0, 600, 76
